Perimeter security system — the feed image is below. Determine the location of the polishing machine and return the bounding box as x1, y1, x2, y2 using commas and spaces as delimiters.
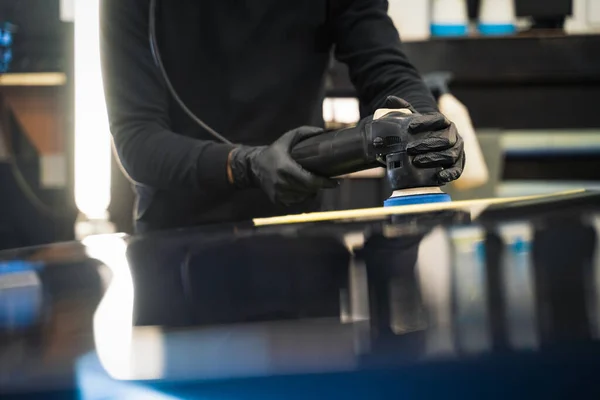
290, 108, 451, 207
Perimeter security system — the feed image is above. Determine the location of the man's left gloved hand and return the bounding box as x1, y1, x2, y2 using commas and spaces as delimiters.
384, 96, 465, 184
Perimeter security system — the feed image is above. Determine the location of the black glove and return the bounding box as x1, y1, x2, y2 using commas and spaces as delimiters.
229, 127, 339, 206
384, 96, 465, 184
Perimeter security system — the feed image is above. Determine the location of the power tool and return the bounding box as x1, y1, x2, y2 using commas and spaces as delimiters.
290, 108, 451, 207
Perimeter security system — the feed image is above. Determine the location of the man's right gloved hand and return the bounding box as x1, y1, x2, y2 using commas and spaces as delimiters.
228, 127, 339, 206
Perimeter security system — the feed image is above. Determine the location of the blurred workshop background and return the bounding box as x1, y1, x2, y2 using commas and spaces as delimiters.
0, 0, 599, 250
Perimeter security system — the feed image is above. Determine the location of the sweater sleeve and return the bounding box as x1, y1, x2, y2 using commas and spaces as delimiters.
100, 0, 234, 192
331, 0, 438, 114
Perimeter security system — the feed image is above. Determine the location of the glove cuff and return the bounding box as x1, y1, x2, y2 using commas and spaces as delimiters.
229, 146, 263, 190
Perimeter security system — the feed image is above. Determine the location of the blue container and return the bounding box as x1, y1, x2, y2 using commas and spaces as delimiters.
478, 23, 516, 36
431, 24, 469, 37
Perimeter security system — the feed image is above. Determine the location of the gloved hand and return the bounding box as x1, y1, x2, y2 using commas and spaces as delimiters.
384, 96, 465, 184
228, 127, 339, 206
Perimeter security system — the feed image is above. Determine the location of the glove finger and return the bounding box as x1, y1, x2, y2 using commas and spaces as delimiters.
412, 149, 460, 168
277, 191, 313, 207
322, 178, 341, 189
303, 174, 340, 190
291, 126, 326, 145
437, 166, 462, 184
407, 121, 459, 154
279, 126, 324, 150
408, 114, 451, 133
407, 135, 455, 155
384, 96, 418, 113
437, 147, 466, 184
284, 167, 340, 191
280, 160, 336, 192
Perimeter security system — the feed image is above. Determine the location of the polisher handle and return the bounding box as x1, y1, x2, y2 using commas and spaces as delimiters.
290, 124, 379, 178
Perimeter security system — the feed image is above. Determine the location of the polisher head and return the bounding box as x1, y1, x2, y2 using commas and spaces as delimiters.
384, 187, 451, 207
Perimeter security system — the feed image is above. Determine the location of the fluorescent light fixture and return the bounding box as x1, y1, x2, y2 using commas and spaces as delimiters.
74, 0, 111, 221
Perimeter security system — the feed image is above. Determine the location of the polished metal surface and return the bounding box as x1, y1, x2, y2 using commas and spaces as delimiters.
1, 191, 600, 398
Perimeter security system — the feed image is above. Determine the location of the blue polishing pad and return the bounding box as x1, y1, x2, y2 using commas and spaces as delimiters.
384, 193, 451, 207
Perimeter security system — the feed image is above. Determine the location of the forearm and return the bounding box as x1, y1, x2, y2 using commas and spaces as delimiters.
333, 0, 438, 115
113, 121, 234, 192
359, 60, 438, 114
386, 78, 438, 114
101, 0, 237, 193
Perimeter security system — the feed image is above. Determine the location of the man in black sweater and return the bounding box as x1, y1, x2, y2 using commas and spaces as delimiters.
100, 0, 465, 233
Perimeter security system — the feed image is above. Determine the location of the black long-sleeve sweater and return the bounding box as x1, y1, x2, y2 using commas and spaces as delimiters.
100, 0, 437, 232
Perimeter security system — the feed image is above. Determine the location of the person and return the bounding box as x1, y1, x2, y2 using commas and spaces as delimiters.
100, 0, 465, 233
